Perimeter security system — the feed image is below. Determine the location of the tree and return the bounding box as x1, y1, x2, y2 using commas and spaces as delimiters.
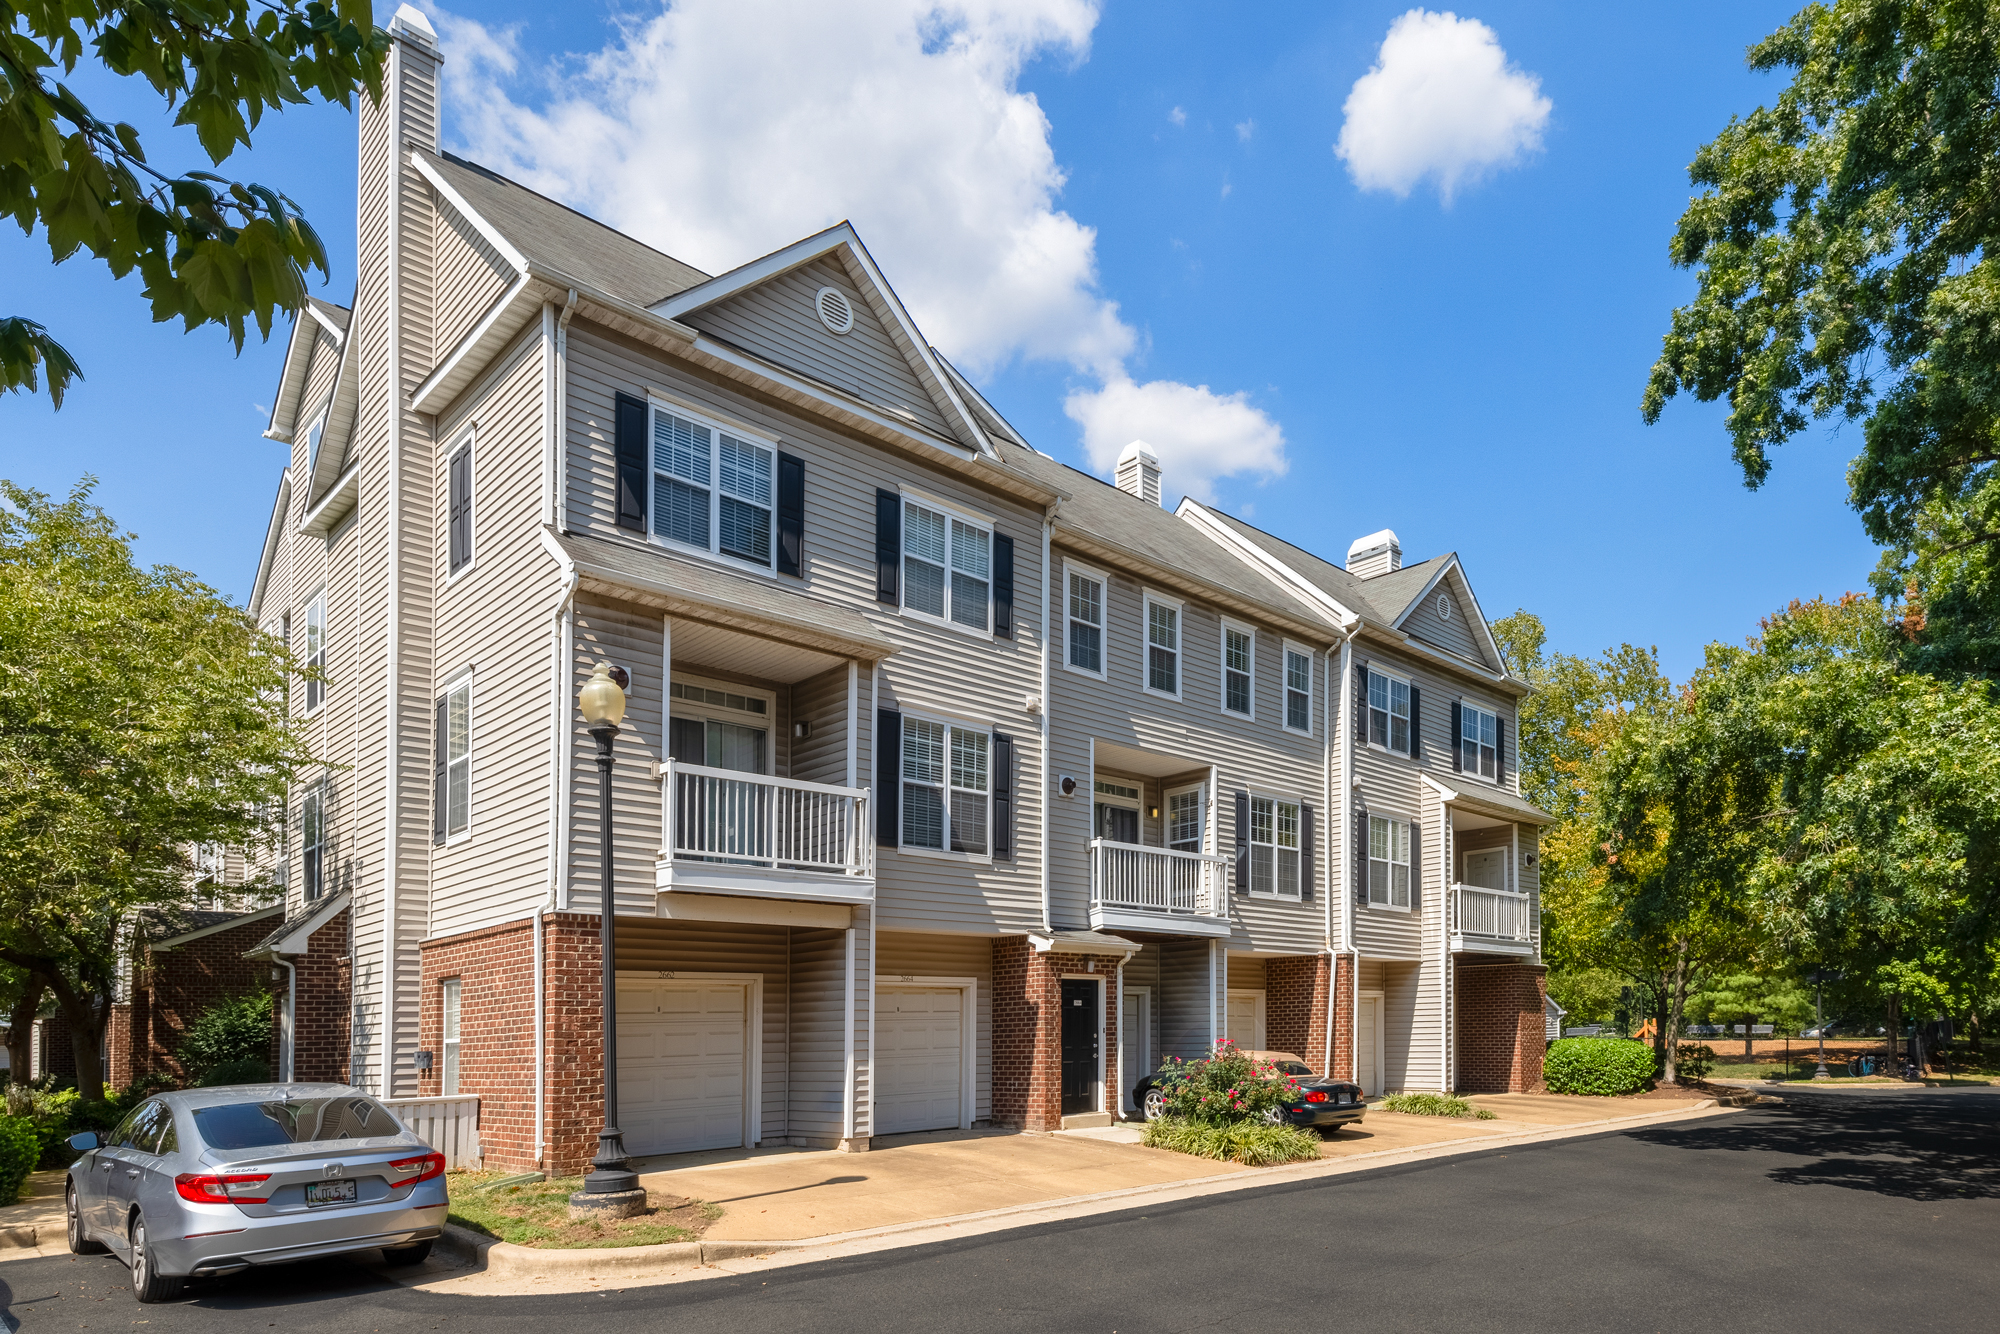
2, 0, 389, 407
1642, 1, 2000, 678
0, 479, 308, 1098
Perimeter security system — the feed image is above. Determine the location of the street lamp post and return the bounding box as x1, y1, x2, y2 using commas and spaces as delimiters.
572, 661, 644, 1217
1806, 967, 1843, 1081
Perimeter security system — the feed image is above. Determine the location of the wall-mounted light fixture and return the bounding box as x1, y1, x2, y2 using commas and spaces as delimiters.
1057, 775, 1078, 798
794, 720, 812, 739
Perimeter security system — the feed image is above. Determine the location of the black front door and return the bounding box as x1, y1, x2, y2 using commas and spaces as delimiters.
1060, 979, 1100, 1115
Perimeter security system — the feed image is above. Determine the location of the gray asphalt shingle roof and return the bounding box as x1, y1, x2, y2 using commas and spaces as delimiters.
1204, 508, 1451, 627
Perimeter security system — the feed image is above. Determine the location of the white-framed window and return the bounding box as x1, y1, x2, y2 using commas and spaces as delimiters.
1248, 795, 1302, 898
1460, 702, 1499, 781
1284, 644, 1313, 735
1066, 565, 1106, 676
901, 715, 990, 856
668, 677, 773, 774
1143, 592, 1181, 698
444, 675, 472, 840
903, 497, 991, 633
1367, 667, 1411, 755
1368, 815, 1411, 909
1167, 784, 1206, 853
1221, 621, 1254, 717
303, 588, 326, 714
301, 785, 326, 901
440, 978, 461, 1095
649, 402, 777, 572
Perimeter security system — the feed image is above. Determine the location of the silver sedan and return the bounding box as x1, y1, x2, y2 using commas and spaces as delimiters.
64, 1084, 450, 1302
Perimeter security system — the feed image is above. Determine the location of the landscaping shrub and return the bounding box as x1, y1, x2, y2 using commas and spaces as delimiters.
1380, 1092, 1497, 1119
4, 1081, 81, 1168
1674, 1043, 1716, 1080
197, 1056, 272, 1087
1543, 1038, 1657, 1096
1151, 1040, 1303, 1124
0, 1115, 38, 1205
1140, 1119, 1322, 1165
176, 991, 274, 1083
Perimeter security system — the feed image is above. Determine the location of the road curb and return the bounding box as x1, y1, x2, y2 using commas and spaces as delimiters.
0, 1227, 35, 1251
436, 1225, 811, 1279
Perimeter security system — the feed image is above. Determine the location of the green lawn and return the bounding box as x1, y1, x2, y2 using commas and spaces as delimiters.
447, 1172, 720, 1249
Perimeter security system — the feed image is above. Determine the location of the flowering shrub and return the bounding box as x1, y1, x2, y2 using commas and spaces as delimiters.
1153, 1039, 1304, 1125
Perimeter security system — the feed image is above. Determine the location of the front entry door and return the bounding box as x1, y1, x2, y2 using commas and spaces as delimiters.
1060, 979, 1100, 1115
1463, 849, 1507, 890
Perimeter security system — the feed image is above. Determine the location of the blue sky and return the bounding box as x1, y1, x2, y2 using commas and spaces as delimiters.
0, 1, 1866, 680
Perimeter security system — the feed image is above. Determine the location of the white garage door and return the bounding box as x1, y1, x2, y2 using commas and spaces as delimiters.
1356, 995, 1382, 1097
875, 987, 964, 1135
618, 980, 747, 1157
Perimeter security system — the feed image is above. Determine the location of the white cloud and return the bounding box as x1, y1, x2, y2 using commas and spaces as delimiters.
1334, 9, 1551, 203
428, 0, 1286, 499
1169, 105, 1186, 126
1064, 375, 1286, 504
1235, 117, 1255, 142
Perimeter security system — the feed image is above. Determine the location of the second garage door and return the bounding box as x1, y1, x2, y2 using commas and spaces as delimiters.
618, 980, 748, 1158
875, 987, 964, 1135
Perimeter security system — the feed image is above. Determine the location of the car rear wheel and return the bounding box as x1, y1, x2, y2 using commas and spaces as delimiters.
1260, 1107, 1285, 1126
380, 1240, 434, 1266
1142, 1088, 1167, 1121
66, 1185, 105, 1255
128, 1213, 185, 1304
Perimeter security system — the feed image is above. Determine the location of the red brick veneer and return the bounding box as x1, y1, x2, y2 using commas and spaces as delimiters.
992, 937, 1125, 1132
1455, 961, 1548, 1093
291, 909, 352, 1085
1264, 954, 1331, 1073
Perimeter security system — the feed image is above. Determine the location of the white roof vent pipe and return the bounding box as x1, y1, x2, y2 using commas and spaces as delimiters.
1346, 528, 1402, 578
1115, 440, 1163, 507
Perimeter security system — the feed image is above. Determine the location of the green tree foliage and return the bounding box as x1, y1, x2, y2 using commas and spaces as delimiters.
0, 480, 307, 1099
1, 0, 390, 407
1643, 0, 2000, 678
175, 990, 272, 1083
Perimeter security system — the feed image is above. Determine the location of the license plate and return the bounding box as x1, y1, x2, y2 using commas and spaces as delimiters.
306, 1179, 358, 1206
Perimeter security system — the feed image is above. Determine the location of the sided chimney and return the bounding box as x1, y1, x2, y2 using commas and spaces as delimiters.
1346, 528, 1402, 578
1115, 440, 1163, 507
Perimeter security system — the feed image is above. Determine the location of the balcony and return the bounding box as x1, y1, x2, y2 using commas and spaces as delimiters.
1088, 838, 1233, 938
656, 760, 874, 906
1449, 883, 1536, 955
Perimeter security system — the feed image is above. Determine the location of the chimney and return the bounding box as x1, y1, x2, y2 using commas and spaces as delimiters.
1346, 529, 1402, 578
1115, 440, 1163, 507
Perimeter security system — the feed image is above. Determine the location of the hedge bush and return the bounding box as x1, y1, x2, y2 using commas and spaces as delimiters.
0, 1116, 38, 1205
1140, 1119, 1323, 1165
1675, 1043, 1716, 1080
176, 991, 274, 1083
1380, 1092, 1497, 1119
1544, 1038, 1656, 1095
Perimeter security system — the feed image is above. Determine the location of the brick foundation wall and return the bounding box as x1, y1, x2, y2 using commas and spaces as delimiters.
292, 910, 352, 1084
1455, 961, 1548, 1093
106, 1004, 133, 1090
1265, 955, 1332, 1073
1332, 954, 1355, 1082
992, 938, 1124, 1132
139, 917, 285, 1083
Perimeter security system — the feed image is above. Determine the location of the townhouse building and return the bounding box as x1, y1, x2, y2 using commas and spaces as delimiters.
233, 7, 1551, 1174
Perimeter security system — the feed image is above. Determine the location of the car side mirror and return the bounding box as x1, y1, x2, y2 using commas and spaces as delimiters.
67, 1131, 101, 1152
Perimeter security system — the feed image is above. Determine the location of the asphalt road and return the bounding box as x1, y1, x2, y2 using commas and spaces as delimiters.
7, 1088, 1996, 1334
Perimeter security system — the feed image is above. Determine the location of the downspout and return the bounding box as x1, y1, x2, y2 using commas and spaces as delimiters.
279, 958, 298, 1082
1322, 643, 1336, 1076
1335, 622, 1361, 1083
552, 290, 579, 529
1038, 500, 1059, 933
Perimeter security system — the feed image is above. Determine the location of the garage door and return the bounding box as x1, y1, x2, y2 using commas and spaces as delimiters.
618, 980, 747, 1157
875, 987, 964, 1135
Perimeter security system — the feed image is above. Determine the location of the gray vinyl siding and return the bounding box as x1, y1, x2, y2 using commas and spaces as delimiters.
432, 196, 516, 360
1226, 956, 1268, 989
1159, 939, 1216, 1060
1399, 567, 1493, 670
295, 325, 343, 436
790, 663, 860, 787
875, 930, 994, 1123
1050, 553, 1330, 956
568, 598, 667, 917
685, 256, 952, 437
1380, 959, 1424, 1091
1120, 946, 1163, 1076
788, 916, 872, 1142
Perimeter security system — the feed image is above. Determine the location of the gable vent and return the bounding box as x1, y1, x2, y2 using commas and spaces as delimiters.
815, 286, 855, 335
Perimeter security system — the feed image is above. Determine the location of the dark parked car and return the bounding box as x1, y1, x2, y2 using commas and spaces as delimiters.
1133, 1051, 1366, 1132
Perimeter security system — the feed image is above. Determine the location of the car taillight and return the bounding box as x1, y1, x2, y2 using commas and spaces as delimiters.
174, 1173, 272, 1205
1305, 1091, 1329, 1103
388, 1150, 446, 1186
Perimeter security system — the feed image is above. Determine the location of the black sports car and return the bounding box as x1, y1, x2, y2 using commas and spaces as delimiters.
1133, 1051, 1366, 1131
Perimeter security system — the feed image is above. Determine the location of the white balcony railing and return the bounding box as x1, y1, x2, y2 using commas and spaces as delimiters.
1452, 883, 1533, 943
1090, 838, 1231, 919
660, 759, 872, 886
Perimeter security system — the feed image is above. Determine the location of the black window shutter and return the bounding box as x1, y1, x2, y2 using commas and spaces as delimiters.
992, 533, 1015, 639
776, 451, 805, 577
1410, 820, 1423, 912
874, 489, 901, 605
1354, 804, 1370, 907
1234, 790, 1251, 897
1450, 700, 1463, 773
876, 709, 902, 846
992, 732, 1014, 859
1410, 685, 1422, 759
613, 391, 648, 532
1301, 803, 1316, 901
433, 695, 449, 846
1496, 717, 1507, 785
1353, 664, 1368, 742
449, 444, 471, 572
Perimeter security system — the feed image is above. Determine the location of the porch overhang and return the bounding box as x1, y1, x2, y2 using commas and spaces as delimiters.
1449, 935, 1539, 958
655, 862, 875, 907
1424, 776, 1554, 826
1030, 929, 1146, 957
1086, 906, 1233, 939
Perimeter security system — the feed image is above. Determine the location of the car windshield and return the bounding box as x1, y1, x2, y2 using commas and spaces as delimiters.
191, 1097, 397, 1150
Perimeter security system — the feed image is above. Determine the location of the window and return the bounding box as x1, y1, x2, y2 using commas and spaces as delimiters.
1368, 668, 1410, 754
1094, 778, 1140, 844
1167, 785, 1205, 853
447, 439, 474, 575
901, 717, 989, 855
444, 676, 472, 839
650, 405, 776, 569
303, 589, 326, 713
1460, 703, 1498, 780
301, 786, 325, 900
1368, 815, 1411, 908
1145, 594, 1180, 696
903, 499, 990, 631
1284, 646, 1313, 733
1222, 623, 1253, 716
440, 979, 461, 1096
1249, 796, 1302, 898
1067, 568, 1105, 674
668, 679, 772, 775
